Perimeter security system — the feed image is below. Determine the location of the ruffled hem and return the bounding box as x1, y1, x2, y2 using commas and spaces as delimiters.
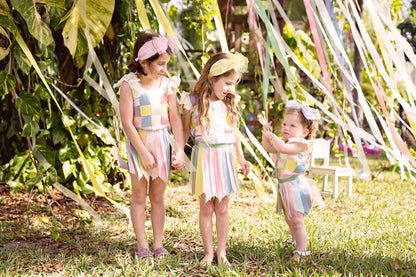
167, 76, 180, 96
114, 73, 180, 98
179, 91, 193, 111
113, 72, 140, 92
288, 137, 312, 152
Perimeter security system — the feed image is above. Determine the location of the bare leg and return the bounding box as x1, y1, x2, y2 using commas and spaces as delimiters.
130, 174, 149, 251
290, 211, 307, 252
148, 177, 167, 251
199, 195, 215, 263
214, 196, 230, 265
284, 212, 296, 244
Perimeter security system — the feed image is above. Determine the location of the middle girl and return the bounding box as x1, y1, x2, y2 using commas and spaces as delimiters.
181, 52, 250, 266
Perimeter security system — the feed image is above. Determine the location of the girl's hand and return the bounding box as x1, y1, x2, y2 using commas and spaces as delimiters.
141, 150, 157, 171
238, 158, 250, 176
172, 151, 185, 172
262, 128, 275, 141
258, 115, 271, 131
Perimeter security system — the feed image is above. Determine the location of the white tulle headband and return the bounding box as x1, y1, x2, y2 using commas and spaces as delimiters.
135, 35, 178, 61
286, 100, 320, 120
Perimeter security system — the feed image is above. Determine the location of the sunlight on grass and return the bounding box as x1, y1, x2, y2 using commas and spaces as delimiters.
0, 156, 415, 276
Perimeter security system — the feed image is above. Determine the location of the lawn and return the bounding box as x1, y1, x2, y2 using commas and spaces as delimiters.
0, 155, 415, 276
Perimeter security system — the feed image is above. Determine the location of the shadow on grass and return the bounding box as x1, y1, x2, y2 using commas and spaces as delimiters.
226, 238, 416, 276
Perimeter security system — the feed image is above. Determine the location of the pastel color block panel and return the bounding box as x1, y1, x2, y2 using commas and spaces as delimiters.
140, 105, 152, 116
161, 103, 168, 114
139, 94, 151, 105
141, 116, 152, 128
161, 115, 169, 125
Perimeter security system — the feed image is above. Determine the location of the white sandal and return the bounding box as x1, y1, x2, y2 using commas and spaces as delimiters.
292, 250, 311, 260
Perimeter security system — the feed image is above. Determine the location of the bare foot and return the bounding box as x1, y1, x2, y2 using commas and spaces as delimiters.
199, 255, 213, 267
217, 255, 230, 267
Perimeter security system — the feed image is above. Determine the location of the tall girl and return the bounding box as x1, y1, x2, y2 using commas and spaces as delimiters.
259, 100, 319, 260
181, 52, 250, 266
114, 32, 185, 260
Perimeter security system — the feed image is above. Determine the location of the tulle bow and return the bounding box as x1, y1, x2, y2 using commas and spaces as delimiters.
135, 35, 178, 61
285, 100, 320, 120
209, 52, 248, 76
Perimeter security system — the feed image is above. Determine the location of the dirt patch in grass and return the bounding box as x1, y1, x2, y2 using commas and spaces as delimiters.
0, 185, 117, 243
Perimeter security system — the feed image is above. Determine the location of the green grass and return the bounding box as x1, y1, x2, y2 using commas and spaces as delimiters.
1, 155, 416, 276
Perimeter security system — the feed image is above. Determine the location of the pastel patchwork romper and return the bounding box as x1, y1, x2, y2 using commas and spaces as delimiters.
180, 92, 239, 202
114, 72, 180, 183
275, 138, 313, 217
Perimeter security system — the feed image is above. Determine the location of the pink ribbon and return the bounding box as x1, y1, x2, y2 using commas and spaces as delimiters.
303, 0, 333, 96
135, 36, 178, 61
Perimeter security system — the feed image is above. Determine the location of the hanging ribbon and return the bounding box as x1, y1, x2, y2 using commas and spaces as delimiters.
303, 0, 333, 96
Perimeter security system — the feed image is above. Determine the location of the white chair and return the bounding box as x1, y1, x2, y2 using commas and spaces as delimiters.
308, 138, 354, 198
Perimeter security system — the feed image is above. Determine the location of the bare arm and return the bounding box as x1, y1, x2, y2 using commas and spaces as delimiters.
258, 114, 304, 154
119, 81, 155, 169
234, 130, 250, 176
262, 129, 306, 155
261, 132, 277, 153
182, 107, 192, 147
168, 93, 185, 171
258, 114, 279, 153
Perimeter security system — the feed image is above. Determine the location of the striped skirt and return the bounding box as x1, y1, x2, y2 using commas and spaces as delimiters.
277, 175, 312, 217
126, 127, 171, 183
191, 142, 239, 202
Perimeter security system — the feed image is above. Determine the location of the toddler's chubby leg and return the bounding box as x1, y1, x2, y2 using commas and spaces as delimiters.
290, 211, 308, 254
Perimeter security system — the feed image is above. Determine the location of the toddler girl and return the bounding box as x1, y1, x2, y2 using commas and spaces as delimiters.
259, 100, 319, 260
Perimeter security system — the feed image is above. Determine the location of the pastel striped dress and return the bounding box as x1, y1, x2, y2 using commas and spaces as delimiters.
114, 73, 180, 183
275, 138, 313, 217
180, 92, 239, 202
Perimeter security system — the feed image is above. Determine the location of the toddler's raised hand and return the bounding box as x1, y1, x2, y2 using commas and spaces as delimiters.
258, 114, 271, 131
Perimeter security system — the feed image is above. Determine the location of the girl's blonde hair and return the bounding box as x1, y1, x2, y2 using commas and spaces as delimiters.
285, 108, 319, 140
191, 53, 241, 130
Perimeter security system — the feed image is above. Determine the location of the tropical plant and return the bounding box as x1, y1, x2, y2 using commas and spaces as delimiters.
0, 0, 223, 203
0, 0, 132, 198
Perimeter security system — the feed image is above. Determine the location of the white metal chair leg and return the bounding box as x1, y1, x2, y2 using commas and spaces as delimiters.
323, 175, 329, 191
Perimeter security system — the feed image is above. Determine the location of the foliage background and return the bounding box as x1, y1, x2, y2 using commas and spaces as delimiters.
0, 0, 415, 206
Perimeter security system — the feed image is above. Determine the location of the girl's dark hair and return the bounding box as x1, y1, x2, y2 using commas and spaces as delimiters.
127, 32, 174, 75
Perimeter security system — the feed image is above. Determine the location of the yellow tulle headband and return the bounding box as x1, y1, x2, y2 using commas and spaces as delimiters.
209, 52, 248, 76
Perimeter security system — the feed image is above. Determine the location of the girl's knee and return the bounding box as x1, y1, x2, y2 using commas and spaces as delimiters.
214, 199, 229, 216
290, 214, 305, 229
149, 191, 165, 206
149, 179, 166, 204
131, 193, 147, 206
200, 200, 214, 216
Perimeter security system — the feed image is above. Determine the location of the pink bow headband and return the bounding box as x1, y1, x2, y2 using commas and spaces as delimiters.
286, 100, 320, 120
135, 35, 178, 61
